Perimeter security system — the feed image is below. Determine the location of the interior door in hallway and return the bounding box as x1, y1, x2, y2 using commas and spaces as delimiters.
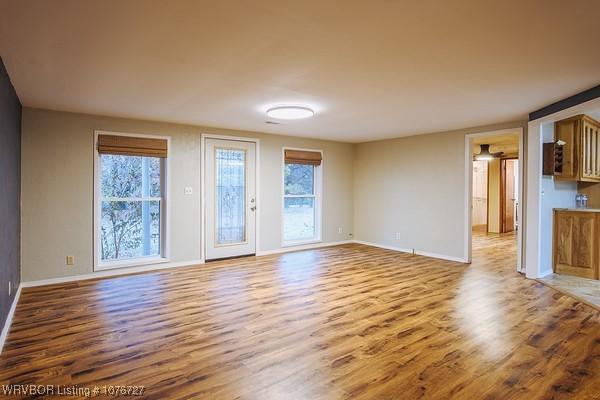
472, 160, 488, 229
501, 159, 517, 233
205, 138, 256, 260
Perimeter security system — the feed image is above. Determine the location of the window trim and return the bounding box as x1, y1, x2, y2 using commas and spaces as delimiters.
281, 147, 323, 247
93, 130, 171, 271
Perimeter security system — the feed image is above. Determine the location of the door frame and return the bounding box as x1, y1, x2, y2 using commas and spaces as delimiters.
201, 134, 260, 262
464, 127, 525, 272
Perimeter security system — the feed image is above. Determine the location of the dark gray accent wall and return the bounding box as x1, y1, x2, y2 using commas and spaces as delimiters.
529, 84, 600, 121
0, 57, 21, 332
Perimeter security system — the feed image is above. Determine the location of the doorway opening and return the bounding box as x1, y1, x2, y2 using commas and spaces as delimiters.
465, 129, 524, 272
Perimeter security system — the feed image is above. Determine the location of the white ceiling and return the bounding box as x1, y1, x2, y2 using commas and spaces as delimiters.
1, 0, 599, 143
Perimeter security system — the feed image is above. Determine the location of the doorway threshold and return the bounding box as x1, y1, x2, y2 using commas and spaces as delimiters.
206, 254, 256, 263
537, 274, 600, 311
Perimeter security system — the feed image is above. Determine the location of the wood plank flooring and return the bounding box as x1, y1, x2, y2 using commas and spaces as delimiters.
1, 234, 599, 399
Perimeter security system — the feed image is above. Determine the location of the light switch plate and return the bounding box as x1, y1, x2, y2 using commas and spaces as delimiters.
184, 187, 193, 195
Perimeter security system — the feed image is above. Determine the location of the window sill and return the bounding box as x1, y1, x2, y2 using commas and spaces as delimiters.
282, 239, 322, 248
96, 257, 170, 271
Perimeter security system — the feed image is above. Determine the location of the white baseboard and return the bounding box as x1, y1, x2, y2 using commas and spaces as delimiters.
531, 268, 554, 279
256, 240, 354, 256
21, 259, 205, 288
22, 240, 465, 289
22, 241, 356, 288
23, 241, 355, 288
0, 284, 22, 354
353, 240, 468, 263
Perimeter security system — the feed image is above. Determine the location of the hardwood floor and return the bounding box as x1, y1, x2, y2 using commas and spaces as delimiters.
1, 235, 599, 399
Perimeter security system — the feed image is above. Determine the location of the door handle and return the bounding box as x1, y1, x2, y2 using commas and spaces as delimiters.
250, 206, 256, 211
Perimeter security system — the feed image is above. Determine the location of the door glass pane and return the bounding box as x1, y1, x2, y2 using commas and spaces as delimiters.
215, 148, 246, 245
101, 200, 161, 260
284, 163, 314, 195
283, 197, 315, 241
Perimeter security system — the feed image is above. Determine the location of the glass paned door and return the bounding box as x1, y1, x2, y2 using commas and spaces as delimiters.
205, 138, 256, 260
215, 148, 246, 245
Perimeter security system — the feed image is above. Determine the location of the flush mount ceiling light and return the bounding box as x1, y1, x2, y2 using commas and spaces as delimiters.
474, 144, 504, 161
266, 106, 315, 120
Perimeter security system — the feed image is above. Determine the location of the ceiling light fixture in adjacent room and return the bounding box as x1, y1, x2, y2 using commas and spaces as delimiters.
474, 144, 503, 161
266, 106, 315, 120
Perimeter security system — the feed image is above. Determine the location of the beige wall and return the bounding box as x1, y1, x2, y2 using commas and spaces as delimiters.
21, 107, 526, 281
353, 121, 526, 261
21, 108, 354, 281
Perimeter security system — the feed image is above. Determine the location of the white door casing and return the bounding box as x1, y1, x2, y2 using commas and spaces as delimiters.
205, 138, 256, 260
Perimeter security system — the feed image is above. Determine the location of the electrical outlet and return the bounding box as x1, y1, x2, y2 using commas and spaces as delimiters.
66, 255, 75, 266
395, 232, 401, 240
184, 186, 193, 195
338, 227, 343, 234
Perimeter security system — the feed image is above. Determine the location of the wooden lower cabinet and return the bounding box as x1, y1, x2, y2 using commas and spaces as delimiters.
553, 210, 599, 279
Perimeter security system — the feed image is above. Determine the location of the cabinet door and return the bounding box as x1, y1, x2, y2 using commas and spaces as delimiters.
582, 123, 594, 178
596, 125, 600, 177
585, 120, 600, 178
554, 212, 597, 279
580, 119, 600, 181
555, 119, 578, 180
590, 125, 596, 178
582, 124, 588, 177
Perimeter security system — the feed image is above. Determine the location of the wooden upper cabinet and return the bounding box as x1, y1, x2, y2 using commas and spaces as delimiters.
555, 115, 600, 182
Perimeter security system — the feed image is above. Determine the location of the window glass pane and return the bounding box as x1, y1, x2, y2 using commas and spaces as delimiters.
101, 200, 160, 260
99, 151, 163, 263
284, 163, 314, 195
101, 154, 161, 198
283, 197, 315, 241
146, 157, 161, 197
216, 148, 246, 245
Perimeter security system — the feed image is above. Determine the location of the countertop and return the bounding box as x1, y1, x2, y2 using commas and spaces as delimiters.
554, 208, 600, 213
